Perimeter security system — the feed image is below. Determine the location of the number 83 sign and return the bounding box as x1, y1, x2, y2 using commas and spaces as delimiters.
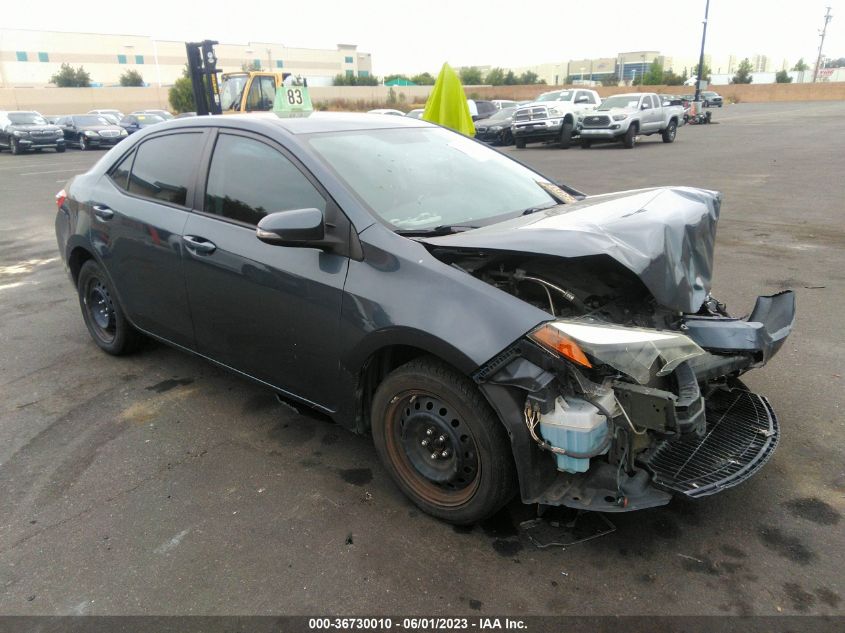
273, 86, 314, 117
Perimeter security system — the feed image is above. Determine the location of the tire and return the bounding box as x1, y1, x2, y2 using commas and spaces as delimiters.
77, 260, 143, 355
558, 122, 573, 149
623, 124, 637, 149
581, 139, 592, 149
10, 138, 21, 155
661, 120, 677, 143
501, 129, 513, 146
56, 145, 66, 153
79, 135, 88, 151
371, 357, 516, 525
515, 137, 526, 149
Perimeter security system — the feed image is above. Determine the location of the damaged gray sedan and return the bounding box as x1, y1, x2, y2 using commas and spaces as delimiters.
56, 114, 795, 525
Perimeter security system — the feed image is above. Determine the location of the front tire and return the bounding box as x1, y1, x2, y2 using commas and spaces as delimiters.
661, 120, 677, 143
623, 124, 637, 148
77, 260, 142, 355
79, 135, 88, 151
371, 357, 516, 525
10, 138, 21, 155
558, 122, 573, 149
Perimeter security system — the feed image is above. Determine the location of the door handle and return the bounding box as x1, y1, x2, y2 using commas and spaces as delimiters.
92, 204, 114, 220
182, 235, 217, 254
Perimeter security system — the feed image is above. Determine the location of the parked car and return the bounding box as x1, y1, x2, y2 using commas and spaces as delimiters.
55, 113, 794, 524
0, 111, 66, 154
491, 100, 518, 110
467, 99, 497, 121
700, 91, 723, 107
89, 109, 125, 122
579, 93, 683, 149
57, 114, 128, 150
119, 113, 165, 134
174, 112, 198, 119
474, 106, 516, 145
132, 109, 174, 120
98, 113, 122, 125
367, 109, 406, 116
405, 109, 425, 119
512, 89, 601, 149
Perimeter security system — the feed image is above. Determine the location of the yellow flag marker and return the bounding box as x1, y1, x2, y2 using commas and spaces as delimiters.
422, 63, 475, 137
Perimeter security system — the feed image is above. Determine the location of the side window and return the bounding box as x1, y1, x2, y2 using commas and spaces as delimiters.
127, 133, 204, 206
204, 133, 325, 226
110, 150, 135, 191
245, 76, 277, 111
651, 95, 661, 109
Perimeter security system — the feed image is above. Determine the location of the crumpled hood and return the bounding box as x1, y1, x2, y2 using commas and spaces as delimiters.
419, 186, 721, 313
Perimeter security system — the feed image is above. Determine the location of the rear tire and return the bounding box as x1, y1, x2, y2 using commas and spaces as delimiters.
558, 122, 573, 149
371, 357, 516, 525
56, 145, 66, 153
77, 260, 143, 355
623, 125, 637, 149
661, 120, 677, 143
515, 137, 526, 149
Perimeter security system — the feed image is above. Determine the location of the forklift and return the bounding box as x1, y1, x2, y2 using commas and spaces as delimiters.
185, 40, 295, 115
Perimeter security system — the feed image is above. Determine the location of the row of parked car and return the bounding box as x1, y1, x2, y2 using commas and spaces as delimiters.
0, 108, 190, 154
368, 89, 721, 150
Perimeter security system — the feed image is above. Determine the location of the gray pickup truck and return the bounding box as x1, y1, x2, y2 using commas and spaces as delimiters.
579, 93, 683, 149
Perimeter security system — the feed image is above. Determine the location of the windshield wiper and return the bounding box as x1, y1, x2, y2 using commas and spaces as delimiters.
395, 224, 478, 237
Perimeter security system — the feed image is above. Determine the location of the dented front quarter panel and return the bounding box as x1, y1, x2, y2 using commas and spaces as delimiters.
419, 186, 721, 314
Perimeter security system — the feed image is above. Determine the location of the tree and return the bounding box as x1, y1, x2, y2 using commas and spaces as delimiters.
642, 58, 664, 85
732, 58, 753, 84
503, 70, 517, 85
600, 74, 620, 87
241, 60, 261, 72
827, 57, 845, 68
458, 66, 483, 85
332, 73, 378, 86
519, 70, 539, 85
119, 69, 144, 87
410, 72, 435, 85
485, 67, 505, 86
50, 63, 91, 87
691, 62, 711, 83
168, 66, 195, 113
775, 69, 793, 83
662, 70, 685, 85
792, 58, 809, 71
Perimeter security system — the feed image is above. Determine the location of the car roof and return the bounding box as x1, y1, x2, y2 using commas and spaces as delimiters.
156, 112, 432, 135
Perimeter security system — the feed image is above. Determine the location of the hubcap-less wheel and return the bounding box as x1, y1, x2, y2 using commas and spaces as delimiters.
387, 390, 480, 506
84, 277, 116, 344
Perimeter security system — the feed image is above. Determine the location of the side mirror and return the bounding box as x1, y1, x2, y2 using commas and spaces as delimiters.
575, 96, 588, 103
641, 103, 649, 110
256, 208, 325, 246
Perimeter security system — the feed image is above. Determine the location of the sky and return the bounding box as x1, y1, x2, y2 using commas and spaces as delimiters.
7, 0, 843, 74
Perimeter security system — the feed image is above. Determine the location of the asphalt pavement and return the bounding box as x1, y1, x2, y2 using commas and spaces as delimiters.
0, 102, 843, 617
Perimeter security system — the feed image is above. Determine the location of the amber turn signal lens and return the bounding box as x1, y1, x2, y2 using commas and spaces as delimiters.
529, 324, 593, 368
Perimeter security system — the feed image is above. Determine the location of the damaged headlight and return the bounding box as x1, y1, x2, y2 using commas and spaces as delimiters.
529, 321, 705, 385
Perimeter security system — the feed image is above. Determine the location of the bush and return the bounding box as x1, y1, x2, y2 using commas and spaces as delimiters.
119, 69, 144, 87
775, 70, 793, 83
50, 63, 91, 87
169, 66, 196, 113
732, 58, 753, 84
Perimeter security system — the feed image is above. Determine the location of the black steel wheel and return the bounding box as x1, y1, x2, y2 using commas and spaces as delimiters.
77, 259, 142, 355
371, 357, 515, 524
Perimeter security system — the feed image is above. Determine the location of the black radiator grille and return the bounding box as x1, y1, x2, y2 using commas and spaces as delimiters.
643, 389, 779, 498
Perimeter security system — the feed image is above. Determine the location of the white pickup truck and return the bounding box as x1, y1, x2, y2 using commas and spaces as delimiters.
512, 88, 601, 149
578, 92, 684, 149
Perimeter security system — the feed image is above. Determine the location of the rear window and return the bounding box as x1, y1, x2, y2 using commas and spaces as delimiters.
110, 150, 135, 191
127, 133, 204, 206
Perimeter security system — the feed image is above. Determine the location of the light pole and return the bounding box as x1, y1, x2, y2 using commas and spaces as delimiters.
694, 0, 710, 103
813, 6, 833, 82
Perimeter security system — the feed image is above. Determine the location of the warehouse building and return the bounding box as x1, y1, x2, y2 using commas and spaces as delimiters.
0, 28, 373, 88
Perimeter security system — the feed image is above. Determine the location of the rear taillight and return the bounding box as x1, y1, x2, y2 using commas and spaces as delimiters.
55, 189, 67, 209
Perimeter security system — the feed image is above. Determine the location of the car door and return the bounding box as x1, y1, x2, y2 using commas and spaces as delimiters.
181, 130, 349, 409
638, 95, 656, 132
88, 130, 206, 347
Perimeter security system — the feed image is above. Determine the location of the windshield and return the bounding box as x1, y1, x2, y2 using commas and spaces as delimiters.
74, 115, 110, 126
308, 127, 558, 231
9, 112, 47, 125
536, 91, 572, 102
598, 96, 641, 110
487, 107, 516, 121
221, 75, 248, 111
137, 114, 164, 124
